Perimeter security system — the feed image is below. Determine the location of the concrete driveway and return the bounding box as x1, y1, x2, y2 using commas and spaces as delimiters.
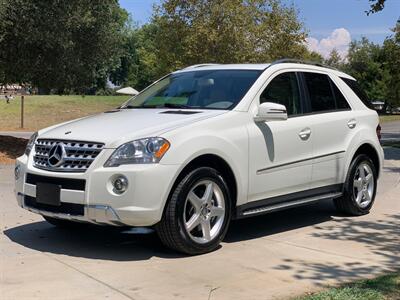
1, 149, 399, 300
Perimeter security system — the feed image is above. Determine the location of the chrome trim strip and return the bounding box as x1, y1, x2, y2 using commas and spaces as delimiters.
257, 150, 345, 174
242, 192, 342, 216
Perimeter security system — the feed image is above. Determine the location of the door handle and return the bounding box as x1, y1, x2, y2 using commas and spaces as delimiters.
299, 128, 311, 140
347, 119, 357, 129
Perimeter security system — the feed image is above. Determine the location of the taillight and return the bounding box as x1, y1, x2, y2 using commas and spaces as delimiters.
376, 124, 381, 141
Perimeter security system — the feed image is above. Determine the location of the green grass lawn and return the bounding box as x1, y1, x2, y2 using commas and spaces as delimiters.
295, 273, 400, 300
379, 115, 400, 123
0, 95, 129, 131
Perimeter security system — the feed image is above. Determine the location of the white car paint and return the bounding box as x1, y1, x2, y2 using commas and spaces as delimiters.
14, 62, 384, 227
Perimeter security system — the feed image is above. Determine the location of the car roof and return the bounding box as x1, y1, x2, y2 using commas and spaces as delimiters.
174, 63, 354, 80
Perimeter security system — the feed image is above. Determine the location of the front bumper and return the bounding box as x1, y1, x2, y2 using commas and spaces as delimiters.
17, 192, 121, 225
15, 152, 181, 227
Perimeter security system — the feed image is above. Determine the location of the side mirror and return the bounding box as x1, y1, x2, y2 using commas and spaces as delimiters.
254, 102, 288, 122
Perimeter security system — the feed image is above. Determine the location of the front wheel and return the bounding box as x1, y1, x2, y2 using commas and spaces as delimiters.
156, 167, 232, 255
334, 154, 377, 215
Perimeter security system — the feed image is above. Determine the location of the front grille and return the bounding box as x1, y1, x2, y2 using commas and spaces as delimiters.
24, 195, 84, 216
33, 139, 104, 172
26, 173, 86, 191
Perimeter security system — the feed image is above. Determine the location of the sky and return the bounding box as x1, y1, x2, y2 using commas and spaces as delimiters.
119, 0, 400, 58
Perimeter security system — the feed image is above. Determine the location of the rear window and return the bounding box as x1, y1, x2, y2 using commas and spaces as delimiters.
340, 77, 374, 109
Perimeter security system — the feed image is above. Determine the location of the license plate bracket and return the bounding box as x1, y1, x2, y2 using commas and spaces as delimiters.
36, 182, 61, 206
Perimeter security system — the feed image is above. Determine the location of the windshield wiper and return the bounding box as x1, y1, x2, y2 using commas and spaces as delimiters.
121, 103, 202, 109
161, 103, 192, 109
121, 105, 157, 109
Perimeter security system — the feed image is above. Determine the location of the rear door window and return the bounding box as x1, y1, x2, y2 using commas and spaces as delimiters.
303, 72, 351, 113
303, 72, 336, 112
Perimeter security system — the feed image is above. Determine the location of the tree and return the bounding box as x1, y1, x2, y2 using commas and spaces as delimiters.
303, 51, 324, 64
109, 19, 140, 87
382, 20, 400, 107
344, 38, 388, 102
325, 49, 344, 69
0, 0, 128, 93
150, 0, 310, 77
127, 23, 160, 90
366, 0, 386, 15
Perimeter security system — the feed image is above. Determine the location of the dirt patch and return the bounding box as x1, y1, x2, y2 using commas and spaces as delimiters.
0, 136, 28, 164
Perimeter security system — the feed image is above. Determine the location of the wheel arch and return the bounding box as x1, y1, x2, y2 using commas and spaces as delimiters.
351, 143, 381, 178
162, 154, 239, 220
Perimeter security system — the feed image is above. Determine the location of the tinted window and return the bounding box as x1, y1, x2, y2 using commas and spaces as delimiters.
304, 72, 336, 112
331, 82, 351, 110
340, 77, 374, 109
260, 72, 301, 115
125, 70, 261, 110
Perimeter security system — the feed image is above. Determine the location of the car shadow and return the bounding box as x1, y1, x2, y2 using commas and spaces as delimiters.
4, 200, 337, 261
225, 200, 336, 243
272, 213, 400, 286
3, 221, 184, 261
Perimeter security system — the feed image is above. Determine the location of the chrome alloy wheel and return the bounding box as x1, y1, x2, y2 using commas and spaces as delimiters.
183, 180, 226, 244
353, 162, 374, 208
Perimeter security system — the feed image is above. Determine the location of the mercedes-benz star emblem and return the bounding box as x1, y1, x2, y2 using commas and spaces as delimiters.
48, 143, 66, 167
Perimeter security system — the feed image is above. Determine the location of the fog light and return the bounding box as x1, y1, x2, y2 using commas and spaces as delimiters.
14, 164, 21, 180
112, 175, 128, 194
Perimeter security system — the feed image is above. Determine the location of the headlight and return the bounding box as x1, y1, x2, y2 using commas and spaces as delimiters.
104, 137, 170, 167
25, 132, 38, 156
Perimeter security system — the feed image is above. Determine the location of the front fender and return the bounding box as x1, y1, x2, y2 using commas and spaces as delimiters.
161, 128, 249, 206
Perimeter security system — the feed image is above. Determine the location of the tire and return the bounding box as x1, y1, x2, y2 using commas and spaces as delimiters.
334, 154, 377, 216
156, 167, 232, 255
43, 216, 86, 228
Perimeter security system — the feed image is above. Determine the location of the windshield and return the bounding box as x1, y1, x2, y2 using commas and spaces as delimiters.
124, 69, 261, 110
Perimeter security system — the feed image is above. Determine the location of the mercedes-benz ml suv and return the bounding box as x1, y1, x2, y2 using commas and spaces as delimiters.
15, 60, 384, 254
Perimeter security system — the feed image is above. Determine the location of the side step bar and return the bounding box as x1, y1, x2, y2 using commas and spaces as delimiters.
240, 192, 342, 218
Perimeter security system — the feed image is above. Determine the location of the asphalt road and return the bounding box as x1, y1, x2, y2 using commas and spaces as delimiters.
1, 148, 399, 300
381, 121, 400, 141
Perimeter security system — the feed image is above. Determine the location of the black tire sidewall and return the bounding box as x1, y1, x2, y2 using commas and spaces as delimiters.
345, 154, 377, 214
174, 167, 232, 252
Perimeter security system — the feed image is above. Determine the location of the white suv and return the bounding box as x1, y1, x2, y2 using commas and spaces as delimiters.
15, 60, 384, 254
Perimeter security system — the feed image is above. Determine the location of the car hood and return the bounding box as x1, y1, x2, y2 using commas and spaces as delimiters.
39, 108, 227, 148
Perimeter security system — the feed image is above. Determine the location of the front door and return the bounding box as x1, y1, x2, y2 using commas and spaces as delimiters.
247, 71, 313, 203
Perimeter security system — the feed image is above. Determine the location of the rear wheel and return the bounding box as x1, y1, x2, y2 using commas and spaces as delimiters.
156, 167, 231, 255
334, 154, 377, 215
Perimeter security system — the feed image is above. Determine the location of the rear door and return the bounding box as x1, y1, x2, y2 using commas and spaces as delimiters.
300, 71, 354, 189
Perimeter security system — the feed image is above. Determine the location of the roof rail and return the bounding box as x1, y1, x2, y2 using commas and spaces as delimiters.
270, 58, 338, 71
183, 63, 220, 69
